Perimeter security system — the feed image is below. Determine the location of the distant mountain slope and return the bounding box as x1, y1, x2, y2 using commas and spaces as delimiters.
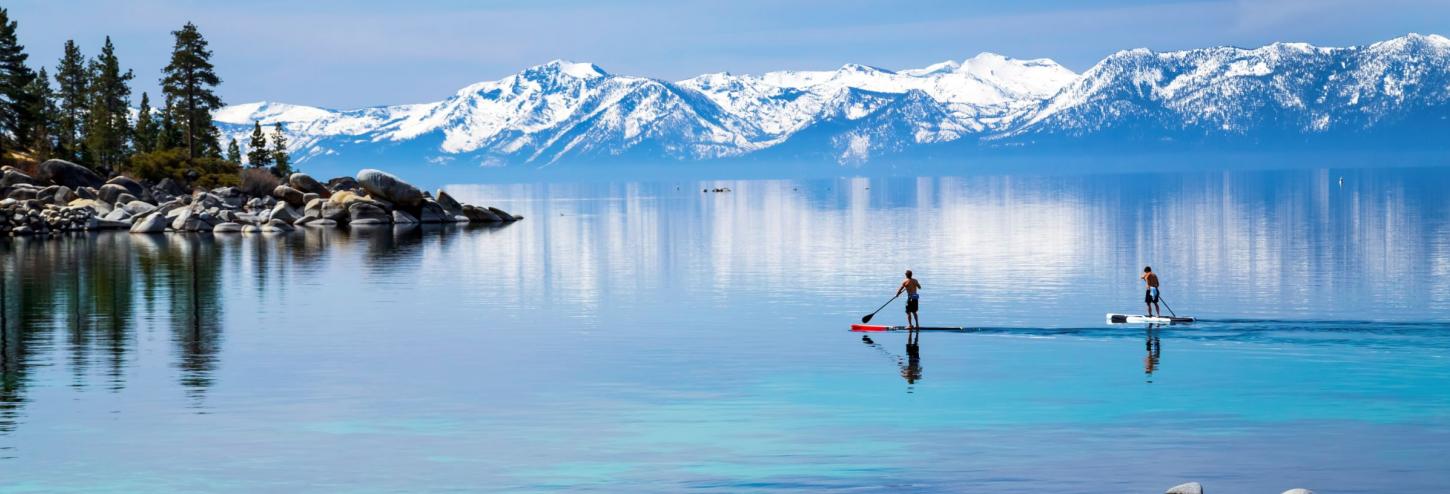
998, 33, 1450, 148
213, 34, 1450, 177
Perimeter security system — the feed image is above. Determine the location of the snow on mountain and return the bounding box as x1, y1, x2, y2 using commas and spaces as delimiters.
1003, 33, 1450, 144
214, 34, 1450, 174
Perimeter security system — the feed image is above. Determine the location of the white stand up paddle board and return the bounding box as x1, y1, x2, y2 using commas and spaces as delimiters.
1106, 314, 1195, 324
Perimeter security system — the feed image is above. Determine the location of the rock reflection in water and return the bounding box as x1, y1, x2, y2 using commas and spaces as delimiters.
0, 224, 504, 430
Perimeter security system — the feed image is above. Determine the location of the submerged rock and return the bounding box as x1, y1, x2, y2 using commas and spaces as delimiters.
1166, 482, 1203, 494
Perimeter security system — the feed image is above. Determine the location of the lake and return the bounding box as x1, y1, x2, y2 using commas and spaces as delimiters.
2, 166, 1449, 493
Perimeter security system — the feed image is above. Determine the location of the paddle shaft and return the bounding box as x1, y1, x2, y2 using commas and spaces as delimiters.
861, 293, 901, 323
1158, 295, 1178, 318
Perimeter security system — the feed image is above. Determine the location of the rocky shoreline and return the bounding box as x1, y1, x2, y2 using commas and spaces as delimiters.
1, 159, 520, 237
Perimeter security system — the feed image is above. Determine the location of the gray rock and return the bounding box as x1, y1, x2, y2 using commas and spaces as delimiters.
356, 169, 423, 208
102, 208, 131, 222
326, 176, 359, 192
301, 218, 337, 227
97, 183, 130, 204
241, 224, 261, 234
269, 202, 301, 224
391, 210, 419, 224
37, 159, 103, 189
347, 201, 390, 224
435, 190, 465, 216
129, 213, 169, 233
6, 186, 37, 201
418, 200, 449, 223
301, 192, 319, 205
0, 168, 41, 188
52, 185, 77, 205
212, 222, 243, 233
261, 218, 294, 233
293, 215, 317, 226
288, 173, 329, 196
170, 208, 193, 230
321, 201, 349, 222
105, 176, 145, 197
154, 177, 187, 197
114, 193, 138, 206
75, 186, 97, 200
1165, 482, 1203, 494
303, 197, 326, 219
122, 199, 158, 215
94, 218, 130, 230
273, 184, 305, 208
463, 205, 502, 222
487, 206, 517, 221
1281, 490, 1313, 494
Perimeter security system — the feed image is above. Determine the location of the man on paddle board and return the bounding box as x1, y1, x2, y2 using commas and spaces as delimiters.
1141, 266, 1161, 317
896, 270, 922, 329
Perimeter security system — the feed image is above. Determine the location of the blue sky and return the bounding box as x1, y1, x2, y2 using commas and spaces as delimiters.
7, 0, 1449, 109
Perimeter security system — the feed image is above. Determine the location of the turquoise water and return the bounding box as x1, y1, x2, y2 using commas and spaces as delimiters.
2, 167, 1449, 492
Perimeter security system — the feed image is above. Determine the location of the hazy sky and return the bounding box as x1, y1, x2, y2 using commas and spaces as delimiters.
6, 0, 1448, 109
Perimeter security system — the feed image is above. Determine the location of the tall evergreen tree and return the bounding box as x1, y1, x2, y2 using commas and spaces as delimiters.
159, 22, 222, 160
0, 7, 37, 155
156, 102, 182, 151
245, 121, 270, 168
22, 66, 55, 158
83, 36, 134, 171
54, 40, 87, 161
132, 92, 156, 154
225, 137, 240, 164
270, 122, 290, 176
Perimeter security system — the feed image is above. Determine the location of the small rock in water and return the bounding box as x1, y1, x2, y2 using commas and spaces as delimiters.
212, 222, 243, 233
1165, 482, 1203, 494
1281, 489, 1313, 494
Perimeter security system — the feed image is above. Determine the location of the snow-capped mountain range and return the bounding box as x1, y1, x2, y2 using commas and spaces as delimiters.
214, 34, 1450, 176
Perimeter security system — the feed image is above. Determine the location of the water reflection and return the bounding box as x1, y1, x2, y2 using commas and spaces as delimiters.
860, 330, 925, 393
0, 223, 517, 431
1144, 325, 1162, 384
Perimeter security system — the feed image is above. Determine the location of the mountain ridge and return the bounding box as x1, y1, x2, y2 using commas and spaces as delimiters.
214, 34, 1450, 177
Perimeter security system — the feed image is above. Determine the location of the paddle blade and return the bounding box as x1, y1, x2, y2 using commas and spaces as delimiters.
861, 313, 874, 324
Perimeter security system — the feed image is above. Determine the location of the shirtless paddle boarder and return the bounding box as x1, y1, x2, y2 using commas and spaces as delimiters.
896, 270, 922, 329
1141, 266, 1161, 317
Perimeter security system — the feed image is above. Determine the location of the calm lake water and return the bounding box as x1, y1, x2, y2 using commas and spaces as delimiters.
2, 167, 1449, 493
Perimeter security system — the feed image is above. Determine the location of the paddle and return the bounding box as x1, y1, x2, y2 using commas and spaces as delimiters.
861, 293, 901, 324
1159, 296, 1179, 318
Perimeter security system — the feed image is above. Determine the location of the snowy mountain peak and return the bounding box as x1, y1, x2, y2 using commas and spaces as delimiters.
531, 59, 608, 79
212, 101, 335, 125
900, 60, 961, 76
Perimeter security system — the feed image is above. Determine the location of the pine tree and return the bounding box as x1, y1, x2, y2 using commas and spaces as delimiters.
0, 7, 37, 155
225, 137, 240, 164
159, 22, 222, 160
22, 66, 55, 158
270, 122, 290, 176
54, 40, 87, 161
83, 36, 134, 172
133, 92, 156, 154
246, 121, 270, 168
156, 102, 181, 151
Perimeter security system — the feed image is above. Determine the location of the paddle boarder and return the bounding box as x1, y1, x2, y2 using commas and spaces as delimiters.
1141, 266, 1161, 317
896, 270, 922, 329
